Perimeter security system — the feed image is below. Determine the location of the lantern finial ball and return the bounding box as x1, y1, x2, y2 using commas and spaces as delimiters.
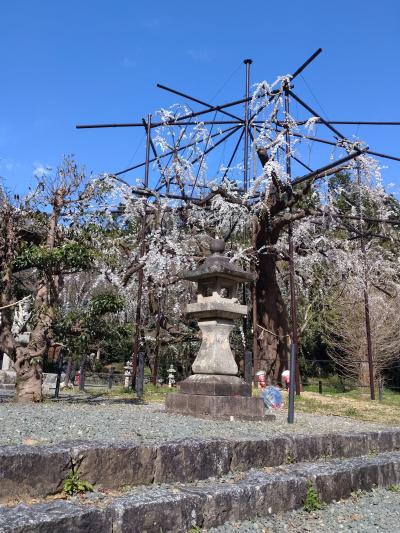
209, 238, 225, 254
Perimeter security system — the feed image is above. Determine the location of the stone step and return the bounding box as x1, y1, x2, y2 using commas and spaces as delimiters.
1, 429, 400, 504
1, 451, 400, 532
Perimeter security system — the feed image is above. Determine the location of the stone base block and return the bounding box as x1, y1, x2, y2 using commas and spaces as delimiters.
179, 374, 251, 397
0, 370, 16, 385
165, 393, 275, 421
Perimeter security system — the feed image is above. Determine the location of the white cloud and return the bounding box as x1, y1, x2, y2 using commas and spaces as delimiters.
33, 163, 51, 178
0, 158, 20, 172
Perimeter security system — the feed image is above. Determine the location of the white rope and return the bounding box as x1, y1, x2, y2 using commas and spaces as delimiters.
0, 295, 31, 311
257, 323, 291, 339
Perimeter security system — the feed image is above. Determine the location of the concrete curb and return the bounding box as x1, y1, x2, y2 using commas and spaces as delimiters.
1, 452, 400, 532
1, 430, 399, 503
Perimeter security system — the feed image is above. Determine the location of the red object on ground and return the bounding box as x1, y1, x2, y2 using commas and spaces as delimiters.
256, 370, 266, 389
281, 370, 290, 390
75, 371, 80, 387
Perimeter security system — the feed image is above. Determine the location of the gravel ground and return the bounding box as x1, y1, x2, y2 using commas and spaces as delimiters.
0, 396, 393, 446
206, 487, 400, 532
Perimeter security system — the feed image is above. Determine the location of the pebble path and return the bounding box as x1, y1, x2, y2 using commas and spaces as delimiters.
0, 396, 393, 446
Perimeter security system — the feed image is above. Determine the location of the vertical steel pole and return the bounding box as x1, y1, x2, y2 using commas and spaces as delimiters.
251, 276, 258, 379
285, 86, 301, 397
251, 128, 259, 380
144, 114, 152, 188
108, 367, 114, 390
243, 59, 252, 193
288, 343, 297, 424
363, 288, 375, 400
79, 354, 86, 392
151, 298, 161, 386
356, 166, 375, 400
242, 59, 252, 381
131, 114, 152, 390
135, 351, 145, 400
54, 349, 64, 399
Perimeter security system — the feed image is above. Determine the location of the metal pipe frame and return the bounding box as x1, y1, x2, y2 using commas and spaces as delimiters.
282, 129, 400, 164
356, 164, 376, 400
77, 52, 400, 414
131, 113, 152, 389
285, 85, 301, 399
114, 124, 238, 176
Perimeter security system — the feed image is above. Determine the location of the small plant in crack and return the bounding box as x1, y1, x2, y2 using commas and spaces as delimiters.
284, 452, 295, 465
63, 459, 93, 496
303, 481, 324, 513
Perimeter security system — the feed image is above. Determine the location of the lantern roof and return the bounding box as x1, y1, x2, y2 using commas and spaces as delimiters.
183, 238, 255, 283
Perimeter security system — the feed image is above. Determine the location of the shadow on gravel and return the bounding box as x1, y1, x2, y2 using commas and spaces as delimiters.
49, 394, 146, 406
0, 390, 147, 406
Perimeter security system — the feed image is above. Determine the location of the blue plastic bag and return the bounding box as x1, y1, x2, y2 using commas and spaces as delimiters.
261, 386, 284, 409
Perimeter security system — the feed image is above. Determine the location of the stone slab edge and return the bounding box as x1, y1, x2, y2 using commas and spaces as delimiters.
2, 452, 400, 532
1, 429, 400, 503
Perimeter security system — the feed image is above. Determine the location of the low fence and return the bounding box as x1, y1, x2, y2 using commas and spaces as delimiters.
53, 367, 155, 398
56, 371, 397, 402
302, 378, 390, 401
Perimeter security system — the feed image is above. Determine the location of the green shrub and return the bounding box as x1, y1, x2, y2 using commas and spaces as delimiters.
304, 482, 323, 512
63, 471, 93, 495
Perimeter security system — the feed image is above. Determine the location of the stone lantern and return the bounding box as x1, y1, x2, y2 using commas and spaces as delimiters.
167, 365, 176, 388
166, 238, 274, 420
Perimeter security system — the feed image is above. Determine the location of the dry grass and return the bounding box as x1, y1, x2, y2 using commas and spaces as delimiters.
296, 391, 400, 425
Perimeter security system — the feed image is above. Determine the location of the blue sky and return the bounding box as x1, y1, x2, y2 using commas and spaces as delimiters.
1, 0, 400, 196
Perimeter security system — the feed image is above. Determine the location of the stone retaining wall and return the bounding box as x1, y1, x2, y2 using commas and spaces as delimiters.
1, 429, 400, 503
1, 452, 400, 532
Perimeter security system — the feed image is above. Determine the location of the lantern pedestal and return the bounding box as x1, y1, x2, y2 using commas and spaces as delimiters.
165, 238, 276, 421
166, 391, 273, 421
179, 374, 251, 396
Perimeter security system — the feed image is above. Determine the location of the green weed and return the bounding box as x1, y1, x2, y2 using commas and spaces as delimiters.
304, 481, 324, 513
63, 470, 93, 496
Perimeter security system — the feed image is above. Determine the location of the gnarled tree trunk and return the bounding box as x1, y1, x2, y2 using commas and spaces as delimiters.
256, 251, 290, 384
14, 280, 52, 402
14, 346, 43, 402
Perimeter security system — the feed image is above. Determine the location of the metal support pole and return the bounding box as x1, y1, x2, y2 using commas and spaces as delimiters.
54, 350, 64, 399
251, 279, 258, 379
131, 114, 152, 390
241, 59, 252, 380
285, 87, 301, 396
251, 134, 259, 380
319, 380, 323, 395
363, 287, 375, 400
152, 305, 161, 386
243, 59, 252, 193
288, 223, 301, 396
135, 351, 145, 400
79, 354, 86, 392
357, 166, 375, 401
108, 367, 114, 390
288, 343, 297, 424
